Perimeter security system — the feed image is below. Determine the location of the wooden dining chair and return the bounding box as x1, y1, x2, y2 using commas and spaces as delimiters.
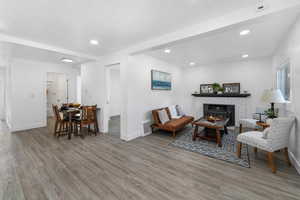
75, 105, 98, 137
52, 105, 69, 137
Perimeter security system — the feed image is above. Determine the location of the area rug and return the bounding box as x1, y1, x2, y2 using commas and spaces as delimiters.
170, 128, 250, 168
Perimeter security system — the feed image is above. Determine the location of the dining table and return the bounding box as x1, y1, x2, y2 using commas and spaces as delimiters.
62, 107, 100, 140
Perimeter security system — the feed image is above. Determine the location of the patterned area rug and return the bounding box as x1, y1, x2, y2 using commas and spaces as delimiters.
170, 128, 250, 168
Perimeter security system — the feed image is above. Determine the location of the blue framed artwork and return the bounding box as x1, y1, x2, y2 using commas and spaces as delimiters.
151, 70, 172, 90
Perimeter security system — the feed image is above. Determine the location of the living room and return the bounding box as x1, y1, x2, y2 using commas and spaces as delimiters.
1, 0, 300, 199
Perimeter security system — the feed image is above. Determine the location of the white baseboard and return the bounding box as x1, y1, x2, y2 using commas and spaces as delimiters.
289, 151, 300, 175
143, 131, 152, 136
11, 122, 46, 132
121, 131, 140, 141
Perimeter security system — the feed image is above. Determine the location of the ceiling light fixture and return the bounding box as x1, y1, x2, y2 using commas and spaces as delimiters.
240, 29, 250, 36
164, 49, 171, 54
189, 62, 195, 66
61, 58, 74, 63
89, 39, 99, 45
242, 54, 249, 58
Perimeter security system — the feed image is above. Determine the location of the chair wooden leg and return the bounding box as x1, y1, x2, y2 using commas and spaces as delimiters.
284, 148, 292, 167
267, 152, 276, 173
254, 147, 258, 155
58, 123, 62, 138
54, 121, 58, 136
94, 123, 97, 136
172, 131, 176, 138
239, 124, 242, 133
237, 142, 242, 158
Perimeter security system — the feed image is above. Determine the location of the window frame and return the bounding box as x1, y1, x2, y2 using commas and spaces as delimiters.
276, 59, 291, 103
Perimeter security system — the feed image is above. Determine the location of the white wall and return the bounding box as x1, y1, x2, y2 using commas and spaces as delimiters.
0, 68, 4, 120
272, 15, 300, 173
81, 62, 107, 133
182, 58, 273, 118
109, 68, 121, 117
125, 54, 184, 139
81, 54, 184, 140
10, 58, 79, 131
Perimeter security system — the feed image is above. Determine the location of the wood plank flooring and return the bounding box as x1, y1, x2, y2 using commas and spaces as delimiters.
0, 120, 300, 200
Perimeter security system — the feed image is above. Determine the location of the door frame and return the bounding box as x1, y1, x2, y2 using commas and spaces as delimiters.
104, 63, 122, 139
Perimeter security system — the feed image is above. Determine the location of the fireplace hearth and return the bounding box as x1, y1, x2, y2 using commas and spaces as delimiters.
203, 104, 235, 126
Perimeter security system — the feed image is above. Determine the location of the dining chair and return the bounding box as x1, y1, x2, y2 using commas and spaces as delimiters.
237, 117, 295, 173
52, 105, 69, 137
75, 105, 98, 137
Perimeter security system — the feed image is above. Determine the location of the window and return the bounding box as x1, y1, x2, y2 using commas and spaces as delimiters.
276, 62, 291, 101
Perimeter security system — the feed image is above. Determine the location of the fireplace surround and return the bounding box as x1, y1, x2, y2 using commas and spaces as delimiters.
204, 104, 235, 126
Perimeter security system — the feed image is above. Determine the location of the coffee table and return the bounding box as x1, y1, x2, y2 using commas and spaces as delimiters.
192, 117, 229, 147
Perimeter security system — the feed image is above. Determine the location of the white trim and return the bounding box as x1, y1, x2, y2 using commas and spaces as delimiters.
289, 150, 300, 175
143, 131, 152, 137
11, 122, 46, 132
121, 131, 140, 141
0, 33, 98, 61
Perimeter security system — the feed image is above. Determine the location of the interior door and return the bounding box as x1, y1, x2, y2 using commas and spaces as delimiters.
47, 73, 67, 117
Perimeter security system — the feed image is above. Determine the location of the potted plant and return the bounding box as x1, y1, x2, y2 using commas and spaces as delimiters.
212, 83, 221, 94
264, 108, 278, 119
218, 87, 224, 94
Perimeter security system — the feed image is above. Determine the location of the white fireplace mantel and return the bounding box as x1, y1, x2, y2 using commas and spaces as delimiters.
191, 97, 251, 127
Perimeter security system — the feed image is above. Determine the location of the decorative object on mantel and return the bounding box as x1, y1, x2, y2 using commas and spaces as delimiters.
223, 83, 240, 94
195, 82, 249, 97
261, 89, 286, 118
200, 84, 214, 94
212, 83, 222, 94
151, 70, 172, 90
192, 93, 251, 98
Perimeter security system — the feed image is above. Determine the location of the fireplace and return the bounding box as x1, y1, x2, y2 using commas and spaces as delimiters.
203, 104, 235, 126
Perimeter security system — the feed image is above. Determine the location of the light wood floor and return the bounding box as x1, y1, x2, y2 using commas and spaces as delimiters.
1, 120, 300, 200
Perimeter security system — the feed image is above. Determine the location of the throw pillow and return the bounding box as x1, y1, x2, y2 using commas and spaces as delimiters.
158, 109, 170, 124
176, 105, 185, 116
262, 127, 270, 139
168, 105, 182, 119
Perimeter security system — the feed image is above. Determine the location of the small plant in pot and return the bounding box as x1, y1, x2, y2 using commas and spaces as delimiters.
218, 87, 224, 94
212, 83, 221, 94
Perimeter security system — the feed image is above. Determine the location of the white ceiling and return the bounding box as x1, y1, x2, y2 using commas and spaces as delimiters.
0, 0, 256, 57
0, 42, 92, 65
145, 8, 300, 67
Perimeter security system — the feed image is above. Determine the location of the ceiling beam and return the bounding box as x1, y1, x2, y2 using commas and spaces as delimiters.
0, 34, 99, 61
122, 0, 300, 55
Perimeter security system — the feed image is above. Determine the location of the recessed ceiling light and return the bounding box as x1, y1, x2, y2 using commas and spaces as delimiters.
189, 62, 196, 66
89, 39, 99, 45
242, 54, 249, 58
164, 49, 171, 54
240, 29, 250, 36
61, 58, 73, 63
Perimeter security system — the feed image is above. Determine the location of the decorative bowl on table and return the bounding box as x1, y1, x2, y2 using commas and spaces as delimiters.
207, 116, 221, 123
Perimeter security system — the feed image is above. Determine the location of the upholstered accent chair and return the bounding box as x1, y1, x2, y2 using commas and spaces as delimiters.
239, 118, 260, 132
239, 107, 267, 133
237, 117, 295, 173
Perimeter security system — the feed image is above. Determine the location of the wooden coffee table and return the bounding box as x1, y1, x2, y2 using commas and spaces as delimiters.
192, 117, 229, 147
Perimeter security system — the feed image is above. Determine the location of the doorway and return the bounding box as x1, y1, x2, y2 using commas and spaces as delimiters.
106, 64, 121, 137
46, 72, 67, 118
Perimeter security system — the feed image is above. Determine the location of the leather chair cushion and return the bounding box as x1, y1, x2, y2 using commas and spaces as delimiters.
164, 116, 193, 129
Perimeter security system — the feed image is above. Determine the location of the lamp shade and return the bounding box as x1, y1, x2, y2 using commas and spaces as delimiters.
261, 89, 286, 103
